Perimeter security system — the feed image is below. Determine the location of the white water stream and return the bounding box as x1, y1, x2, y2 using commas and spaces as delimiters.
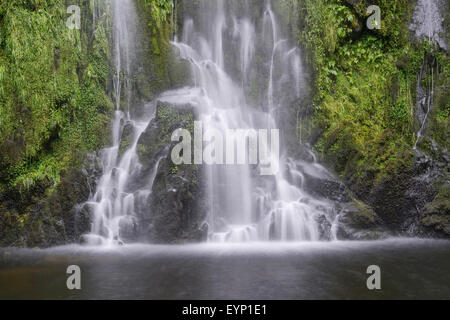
83, 0, 340, 245
158, 0, 336, 242
410, 0, 447, 149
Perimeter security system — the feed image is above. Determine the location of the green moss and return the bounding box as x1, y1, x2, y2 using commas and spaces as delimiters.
171, 165, 179, 175
299, 0, 444, 189
144, 0, 172, 29
130, 0, 179, 103
422, 215, 450, 235
137, 104, 195, 161
0, 0, 113, 192
424, 185, 450, 216
156, 104, 195, 141
347, 200, 381, 229
422, 185, 450, 235
429, 49, 450, 149
119, 123, 134, 157
152, 37, 161, 55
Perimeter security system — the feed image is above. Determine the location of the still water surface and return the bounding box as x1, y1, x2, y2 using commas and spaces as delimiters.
0, 239, 449, 299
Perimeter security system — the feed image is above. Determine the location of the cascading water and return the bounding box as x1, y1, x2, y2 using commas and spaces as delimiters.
81, 0, 156, 246
410, 0, 447, 51
413, 55, 436, 150
161, 0, 337, 242
83, 0, 338, 245
410, 0, 447, 149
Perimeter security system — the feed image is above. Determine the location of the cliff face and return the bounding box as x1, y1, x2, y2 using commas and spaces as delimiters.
0, 0, 180, 247
136, 102, 208, 243
297, 0, 449, 237
0, 0, 448, 247
0, 0, 113, 246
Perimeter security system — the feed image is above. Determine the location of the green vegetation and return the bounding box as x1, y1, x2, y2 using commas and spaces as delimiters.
0, 0, 447, 245
422, 184, 450, 234
0, 0, 177, 247
0, 0, 177, 194
300, 0, 448, 189
428, 48, 450, 150
0, 0, 113, 193
137, 103, 195, 162
130, 0, 188, 106
171, 165, 179, 174
141, 0, 173, 78
144, 0, 173, 30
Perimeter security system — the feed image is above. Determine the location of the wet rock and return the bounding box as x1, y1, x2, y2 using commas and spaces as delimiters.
74, 204, 93, 237
137, 101, 196, 174
148, 149, 207, 243
118, 216, 139, 242
316, 214, 333, 240
421, 183, 450, 237
136, 101, 208, 243
118, 121, 135, 158
0, 153, 101, 247
80, 234, 104, 246
303, 172, 351, 202
339, 201, 382, 229
341, 145, 449, 239
336, 226, 389, 241
335, 202, 389, 240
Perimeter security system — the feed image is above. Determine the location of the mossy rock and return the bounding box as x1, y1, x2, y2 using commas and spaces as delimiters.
421, 184, 450, 236
134, 101, 207, 243
137, 101, 195, 167
340, 200, 383, 229
119, 122, 135, 158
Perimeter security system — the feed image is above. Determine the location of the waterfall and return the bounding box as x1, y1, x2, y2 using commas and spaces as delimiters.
112, 0, 137, 115
410, 0, 447, 51
414, 57, 436, 149
82, 0, 339, 245
410, 0, 447, 149
163, 0, 336, 242
80, 0, 156, 246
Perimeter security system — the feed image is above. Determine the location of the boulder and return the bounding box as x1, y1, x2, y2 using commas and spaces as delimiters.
136, 101, 208, 243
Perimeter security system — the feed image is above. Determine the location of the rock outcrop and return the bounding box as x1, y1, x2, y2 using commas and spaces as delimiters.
0, 154, 101, 247
135, 102, 208, 243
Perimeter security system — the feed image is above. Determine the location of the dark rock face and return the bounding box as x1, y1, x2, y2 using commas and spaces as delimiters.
349, 147, 450, 238
118, 121, 135, 158
334, 201, 388, 240
74, 205, 93, 239
303, 169, 388, 240
135, 102, 208, 243
422, 184, 450, 236
298, 167, 389, 240
303, 172, 351, 203
118, 216, 139, 242
0, 154, 101, 247
127, 1, 193, 118
409, 151, 449, 238
147, 158, 208, 243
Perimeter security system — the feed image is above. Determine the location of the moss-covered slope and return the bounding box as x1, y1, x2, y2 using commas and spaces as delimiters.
0, 0, 180, 247
297, 0, 449, 236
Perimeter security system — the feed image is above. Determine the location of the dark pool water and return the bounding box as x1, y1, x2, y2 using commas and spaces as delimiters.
0, 239, 449, 300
